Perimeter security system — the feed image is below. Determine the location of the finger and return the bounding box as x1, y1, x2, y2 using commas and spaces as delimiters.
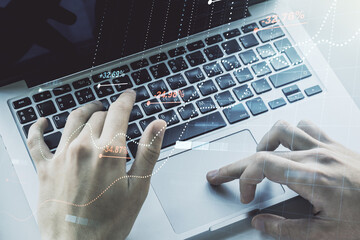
128, 120, 167, 185
297, 119, 333, 144
252, 214, 327, 240
207, 157, 251, 185
240, 152, 317, 203
101, 89, 136, 140
80, 111, 107, 139
256, 120, 324, 152
57, 101, 103, 150
27, 118, 53, 167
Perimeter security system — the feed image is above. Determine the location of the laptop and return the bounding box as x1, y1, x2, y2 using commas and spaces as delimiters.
1, 0, 360, 239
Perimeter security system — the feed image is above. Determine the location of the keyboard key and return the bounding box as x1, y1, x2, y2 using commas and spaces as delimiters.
186, 51, 206, 67
284, 48, 303, 65
127, 123, 141, 140
94, 81, 115, 98
53, 112, 69, 129
33, 91, 52, 103
178, 103, 198, 120
166, 74, 187, 90
158, 110, 180, 126
100, 99, 110, 110
72, 78, 91, 89
251, 62, 272, 77
129, 105, 143, 122
168, 57, 188, 73
241, 22, 259, 33
37, 101, 57, 117
223, 28, 241, 39
112, 65, 130, 75
221, 55, 241, 71
282, 84, 300, 96
270, 55, 289, 71
287, 92, 305, 103
113, 75, 133, 92
221, 39, 241, 55
53, 84, 71, 96
139, 117, 156, 131
131, 69, 152, 85
149, 52, 168, 64
131, 59, 149, 70
268, 98, 287, 109
184, 68, 205, 83
215, 74, 236, 90
257, 44, 276, 59
205, 34, 223, 45
148, 80, 169, 97
23, 118, 54, 137
233, 85, 254, 101
251, 78, 272, 94
44, 132, 62, 150
159, 94, 181, 109
196, 97, 217, 114
257, 26, 285, 43
246, 97, 268, 116
187, 40, 205, 51
168, 46, 186, 57
204, 45, 224, 61
305, 85, 322, 97
203, 62, 223, 77
181, 86, 200, 102
269, 65, 312, 88
142, 99, 162, 115
110, 94, 120, 103
56, 94, 76, 111
239, 49, 259, 65
223, 103, 250, 124
233, 68, 253, 83
134, 86, 150, 102
13, 97, 31, 109
259, 15, 278, 27
17, 107, 37, 124
127, 140, 139, 158
150, 63, 170, 79
215, 91, 235, 107
239, 34, 259, 49
75, 88, 95, 104
162, 112, 226, 149
274, 38, 292, 53
198, 80, 218, 96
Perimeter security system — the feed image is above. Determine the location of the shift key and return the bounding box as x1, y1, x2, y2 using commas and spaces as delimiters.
269, 65, 312, 88
161, 112, 226, 149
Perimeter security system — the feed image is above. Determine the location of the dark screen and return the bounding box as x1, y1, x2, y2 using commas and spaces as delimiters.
0, 0, 259, 87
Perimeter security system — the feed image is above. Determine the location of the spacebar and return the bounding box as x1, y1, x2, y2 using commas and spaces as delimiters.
162, 112, 227, 149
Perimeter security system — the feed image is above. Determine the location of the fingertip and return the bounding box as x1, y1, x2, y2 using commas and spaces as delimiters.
251, 215, 265, 232
206, 169, 219, 184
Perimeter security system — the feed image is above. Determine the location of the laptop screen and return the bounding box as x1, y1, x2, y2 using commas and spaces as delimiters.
0, 0, 263, 87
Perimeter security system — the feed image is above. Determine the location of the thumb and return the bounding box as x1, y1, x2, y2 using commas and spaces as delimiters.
128, 120, 167, 180
252, 214, 323, 240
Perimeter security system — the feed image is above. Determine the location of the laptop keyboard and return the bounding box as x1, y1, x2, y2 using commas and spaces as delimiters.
10, 14, 323, 160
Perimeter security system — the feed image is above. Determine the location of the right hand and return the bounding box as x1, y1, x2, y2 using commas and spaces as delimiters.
207, 120, 360, 240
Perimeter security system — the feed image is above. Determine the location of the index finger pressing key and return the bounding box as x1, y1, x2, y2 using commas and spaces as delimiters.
100, 89, 136, 140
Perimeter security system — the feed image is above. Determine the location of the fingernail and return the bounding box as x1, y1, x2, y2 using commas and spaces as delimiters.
252, 217, 265, 232
93, 100, 102, 105
125, 88, 135, 94
207, 169, 218, 179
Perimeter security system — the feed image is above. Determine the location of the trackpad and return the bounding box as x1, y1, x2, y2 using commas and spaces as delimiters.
151, 130, 285, 234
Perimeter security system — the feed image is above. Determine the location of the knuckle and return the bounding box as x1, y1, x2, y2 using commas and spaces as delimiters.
273, 120, 291, 135
297, 119, 312, 127
68, 140, 93, 159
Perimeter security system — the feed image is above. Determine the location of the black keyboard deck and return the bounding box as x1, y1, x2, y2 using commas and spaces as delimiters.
10, 14, 323, 161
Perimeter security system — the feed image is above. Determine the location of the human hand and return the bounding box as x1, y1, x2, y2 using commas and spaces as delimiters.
207, 120, 360, 240
27, 89, 166, 240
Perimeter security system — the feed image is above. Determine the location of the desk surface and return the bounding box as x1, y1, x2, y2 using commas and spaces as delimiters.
1, 0, 360, 239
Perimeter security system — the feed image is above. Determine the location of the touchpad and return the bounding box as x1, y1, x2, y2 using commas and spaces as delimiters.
151, 130, 285, 234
